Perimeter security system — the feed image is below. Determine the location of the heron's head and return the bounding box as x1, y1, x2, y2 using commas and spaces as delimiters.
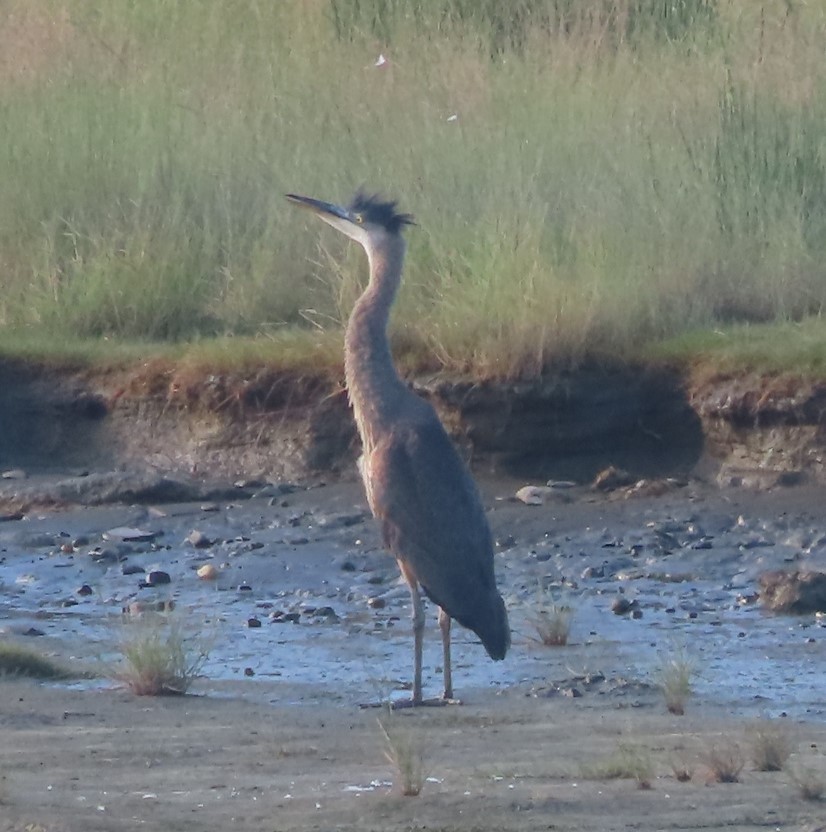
286, 190, 414, 250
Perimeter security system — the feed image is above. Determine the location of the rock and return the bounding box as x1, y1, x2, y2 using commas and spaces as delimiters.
197, 563, 219, 580
367, 597, 386, 609
200, 502, 220, 512
141, 570, 171, 588
122, 563, 145, 576
515, 485, 553, 505
592, 466, 634, 492
90, 547, 120, 564
247, 617, 262, 628
186, 530, 214, 548
759, 570, 826, 614
103, 527, 158, 543
244, 667, 255, 676
76, 584, 94, 597
238, 583, 253, 592
611, 597, 640, 616
22, 627, 45, 637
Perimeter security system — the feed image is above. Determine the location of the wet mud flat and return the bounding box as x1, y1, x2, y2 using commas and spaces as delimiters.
2, 473, 826, 830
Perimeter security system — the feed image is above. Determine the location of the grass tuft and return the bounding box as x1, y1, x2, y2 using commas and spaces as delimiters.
787, 762, 825, 801
378, 710, 428, 797
527, 589, 574, 647
747, 720, 793, 772
0, 641, 69, 680
700, 739, 745, 783
581, 742, 654, 789
654, 645, 694, 715
112, 614, 209, 696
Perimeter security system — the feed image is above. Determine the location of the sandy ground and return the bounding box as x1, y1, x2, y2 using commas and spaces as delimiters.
2, 478, 826, 831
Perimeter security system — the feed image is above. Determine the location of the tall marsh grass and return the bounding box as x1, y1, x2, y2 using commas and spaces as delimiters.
2, 0, 826, 377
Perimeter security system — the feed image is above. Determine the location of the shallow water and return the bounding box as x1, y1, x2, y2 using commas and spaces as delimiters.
2, 481, 825, 719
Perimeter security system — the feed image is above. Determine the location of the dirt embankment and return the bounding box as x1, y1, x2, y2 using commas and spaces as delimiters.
2, 359, 826, 488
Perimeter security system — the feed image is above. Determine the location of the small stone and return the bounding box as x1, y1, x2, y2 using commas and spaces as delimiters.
367, 597, 386, 609
592, 466, 634, 492
77, 584, 94, 597
186, 530, 214, 548
238, 583, 253, 592
122, 564, 145, 576
200, 502, 220, 512
244, 667, 255, 676
247, 617, 262, 628
197, 563, 219, 580
103, 527, 157, 543
90, 547, 122, 564
282, 612, 301, 623
141, 570, 171, 588
60, 543, 74, 554
22, 627, 45, 637
581, 565, 605, 579
340, 560, 357, 572
631, 609, 643, 619
61, 598, 79, 608
611, 597, 639, 616
515, 485, 552, 506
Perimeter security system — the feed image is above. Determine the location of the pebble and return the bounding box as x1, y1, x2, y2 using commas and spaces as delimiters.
76, 584, 94, 597
141, 570, 171, 588
367, 597, 386, 609
247, 617, 262, 628
122, 564, 145, 576
611, 597, 640, 615
103, 527, 158, 543
197, 563, 219, 580
515, 485, 552, 506
186, 530, 214, 548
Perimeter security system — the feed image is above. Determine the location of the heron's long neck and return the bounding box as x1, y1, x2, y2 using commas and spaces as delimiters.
344, 236, 409, 451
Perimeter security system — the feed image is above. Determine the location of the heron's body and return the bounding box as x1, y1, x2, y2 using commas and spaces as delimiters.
287, 191, 510, 704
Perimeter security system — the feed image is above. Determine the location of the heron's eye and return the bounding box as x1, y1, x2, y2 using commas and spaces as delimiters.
354, 213, 364, 224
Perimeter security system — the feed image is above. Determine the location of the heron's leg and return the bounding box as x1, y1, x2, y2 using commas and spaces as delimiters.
410, 586, 425, 705
438, 607, 452, 700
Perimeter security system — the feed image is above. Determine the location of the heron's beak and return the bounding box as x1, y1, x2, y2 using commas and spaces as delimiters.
286, 193, 359, 239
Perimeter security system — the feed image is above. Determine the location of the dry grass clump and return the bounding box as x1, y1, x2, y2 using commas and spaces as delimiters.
700, 739, 745, 784
112, 615, 209, 696
747, 720, 793, 772
581, 743, 654, 790
377, 710, 428, 797
787, 762, 825, 801
0, 641, 68, 680
527, 591, 574, 647
654, 645, 694, 715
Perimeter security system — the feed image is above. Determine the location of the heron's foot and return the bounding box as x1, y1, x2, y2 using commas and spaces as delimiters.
358, 696, 462, 710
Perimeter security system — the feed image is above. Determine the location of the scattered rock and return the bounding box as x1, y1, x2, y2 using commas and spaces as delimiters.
759, 570, 826, 614
244, 667, 255, 676
103, 527, 158, 543
247, 617, 262, 628
122, 563, 145, 576
592, 466, 634, 492
367, 597, 386, 609
141, 570, 171, 588
197, 563, 219, 580
611, 597, 640, 616
76, 584, 93, 597
186, 530, 214, 548
515, 485, 553, 505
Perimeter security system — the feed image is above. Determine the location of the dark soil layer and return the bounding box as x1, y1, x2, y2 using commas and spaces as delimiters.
2, 359, 826, 486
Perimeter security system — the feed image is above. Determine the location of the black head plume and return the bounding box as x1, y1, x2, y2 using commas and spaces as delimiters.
348, 190, 415, 233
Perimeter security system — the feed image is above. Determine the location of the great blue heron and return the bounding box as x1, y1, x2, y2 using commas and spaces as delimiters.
287, 190, 510, 705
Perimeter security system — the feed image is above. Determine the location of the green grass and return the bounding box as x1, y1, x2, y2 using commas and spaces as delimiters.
2, 1, 826, 379
0, 641, 69, 679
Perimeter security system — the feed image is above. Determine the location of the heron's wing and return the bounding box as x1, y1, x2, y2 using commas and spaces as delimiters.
368, 418, 497, 627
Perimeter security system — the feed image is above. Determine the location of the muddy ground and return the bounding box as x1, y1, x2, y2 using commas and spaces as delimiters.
1, 475, 826, 832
